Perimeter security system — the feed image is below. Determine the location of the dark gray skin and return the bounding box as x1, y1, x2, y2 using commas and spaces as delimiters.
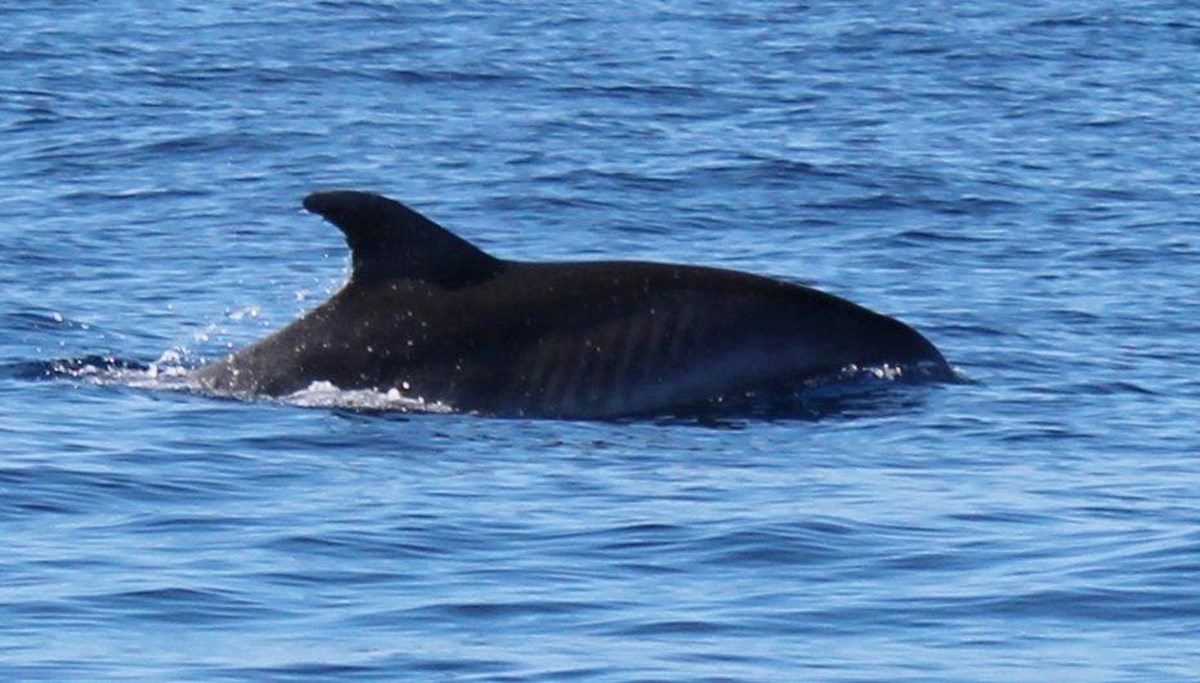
194, 191, 951, 418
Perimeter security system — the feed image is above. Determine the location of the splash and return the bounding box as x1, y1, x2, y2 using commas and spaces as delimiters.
17, 350, 952, 421
281, 381, 454, 414
20, 351, 456, 415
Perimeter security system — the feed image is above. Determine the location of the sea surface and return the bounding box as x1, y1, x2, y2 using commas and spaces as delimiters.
3, 1, 1200, 680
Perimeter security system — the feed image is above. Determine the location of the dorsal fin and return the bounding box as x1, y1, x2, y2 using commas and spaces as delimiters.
302, 190, 504, 287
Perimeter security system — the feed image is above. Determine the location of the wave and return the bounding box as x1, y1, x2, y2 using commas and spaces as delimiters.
12, 351, 955, 423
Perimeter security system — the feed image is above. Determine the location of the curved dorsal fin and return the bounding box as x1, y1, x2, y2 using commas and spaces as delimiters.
302, 191, 504, 288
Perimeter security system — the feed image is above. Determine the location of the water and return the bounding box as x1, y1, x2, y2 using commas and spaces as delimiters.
3, 1, 1200, 680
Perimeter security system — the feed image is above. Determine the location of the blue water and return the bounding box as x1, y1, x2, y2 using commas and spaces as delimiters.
3, 1, 1200, 680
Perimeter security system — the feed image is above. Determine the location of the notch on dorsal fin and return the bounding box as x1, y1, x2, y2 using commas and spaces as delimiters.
303, 190, 504, 288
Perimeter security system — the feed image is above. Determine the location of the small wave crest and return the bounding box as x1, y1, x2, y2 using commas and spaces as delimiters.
8, 351, 193, 388
13, 352, 456, 415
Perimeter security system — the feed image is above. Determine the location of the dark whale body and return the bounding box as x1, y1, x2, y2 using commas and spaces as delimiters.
194, 191, 950, 418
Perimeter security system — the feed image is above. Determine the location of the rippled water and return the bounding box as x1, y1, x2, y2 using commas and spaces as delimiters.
3, 1, 1200, 680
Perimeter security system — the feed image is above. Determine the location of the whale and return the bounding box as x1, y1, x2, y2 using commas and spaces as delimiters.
193, 191, 951, 418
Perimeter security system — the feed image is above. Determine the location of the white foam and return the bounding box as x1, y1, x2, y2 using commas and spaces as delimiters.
57, 352, 458, 415
282, 380, 453, 413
